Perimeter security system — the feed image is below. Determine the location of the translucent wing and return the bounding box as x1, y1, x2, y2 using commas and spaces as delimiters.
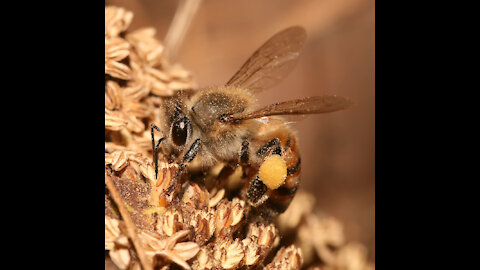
226, 26, 307, 93
226, 96, 352, 121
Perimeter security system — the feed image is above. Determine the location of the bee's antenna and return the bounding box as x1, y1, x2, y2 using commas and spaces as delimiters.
151, 124, 165, 179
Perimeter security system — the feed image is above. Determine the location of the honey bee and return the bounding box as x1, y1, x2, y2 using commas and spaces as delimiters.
151, 26, 351, 218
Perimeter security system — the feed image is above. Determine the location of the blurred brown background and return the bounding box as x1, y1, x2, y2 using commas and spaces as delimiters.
108, 0, 375, 261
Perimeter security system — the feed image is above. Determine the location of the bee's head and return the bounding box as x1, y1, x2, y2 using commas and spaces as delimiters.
158, 92, 194, 160
170, 108, 191, 147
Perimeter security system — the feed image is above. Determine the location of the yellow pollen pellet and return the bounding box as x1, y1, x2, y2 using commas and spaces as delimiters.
259, 154, 287, 190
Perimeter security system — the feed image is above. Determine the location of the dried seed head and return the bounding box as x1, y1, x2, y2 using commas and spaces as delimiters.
105, 5, 374, 270
214, 198, 246, 238
257, 224, 277, 247
187, 209, 216, 245
156, 209, 183, 237
215, 239, 245, 269
182, 183, 210, 210
192, 247, 214, 270
138, 230, 199, 269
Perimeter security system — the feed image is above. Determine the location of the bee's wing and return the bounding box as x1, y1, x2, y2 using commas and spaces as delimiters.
226, 26, 307, 93
229, 96, 353, 121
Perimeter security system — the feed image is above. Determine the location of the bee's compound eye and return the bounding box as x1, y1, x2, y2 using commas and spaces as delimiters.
171, 117, 189, 146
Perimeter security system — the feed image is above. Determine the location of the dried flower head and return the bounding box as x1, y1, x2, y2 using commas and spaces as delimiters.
105, 5, 373, 270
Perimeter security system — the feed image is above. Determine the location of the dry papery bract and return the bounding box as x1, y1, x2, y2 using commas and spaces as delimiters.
105, 5, 374, 270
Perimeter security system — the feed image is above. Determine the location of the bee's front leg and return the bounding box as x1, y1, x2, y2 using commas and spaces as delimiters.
151, 124, 165, 179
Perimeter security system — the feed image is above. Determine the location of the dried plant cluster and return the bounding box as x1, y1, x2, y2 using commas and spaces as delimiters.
105, 6, 374, 270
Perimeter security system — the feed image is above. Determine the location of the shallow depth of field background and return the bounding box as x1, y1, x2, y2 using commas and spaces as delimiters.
108, 0, 375, 261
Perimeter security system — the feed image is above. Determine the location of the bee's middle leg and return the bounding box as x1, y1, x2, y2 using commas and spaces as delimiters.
164, 138, 201, 194
217, 139, 250, 188
176, 138, 202, 177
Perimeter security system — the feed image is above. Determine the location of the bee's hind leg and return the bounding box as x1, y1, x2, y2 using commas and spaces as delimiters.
246, 176, 268, 205
245, 138, 282, 205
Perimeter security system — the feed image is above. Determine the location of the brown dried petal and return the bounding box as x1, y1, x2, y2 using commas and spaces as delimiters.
168, 80, 195, 91
214, 199, 246, 238
105, 216, 121, 250
127, 28, 165, 67
156, 209, 183, 237
139, 230, 196, 270
105, 81, 123, 110
123, 84, 150, 101
140, 163, 156, 185
109, 247, 131, 270
218, 239, 244, 269
168, 64, 192, 80
265, 245, 303, 270
257, 224, 277, 247
173, 242, 201, 261
124, 114, 145, 133
208, 189, 224, 208
242, 237, 260, 266
105, 113, 127, 131
150, 79, 174, 96
156, 250, 192, 270
105, 6, 133, 37
105, 153, 113, 166
106, 60, 132, 80
229, 198, 245, 227
105, 37, 130, 61
192, 248, 213, 270
123, 100, 150, 118
182, 183, 209, 209
188, 209, 216, 245
111, 151, 129, 171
